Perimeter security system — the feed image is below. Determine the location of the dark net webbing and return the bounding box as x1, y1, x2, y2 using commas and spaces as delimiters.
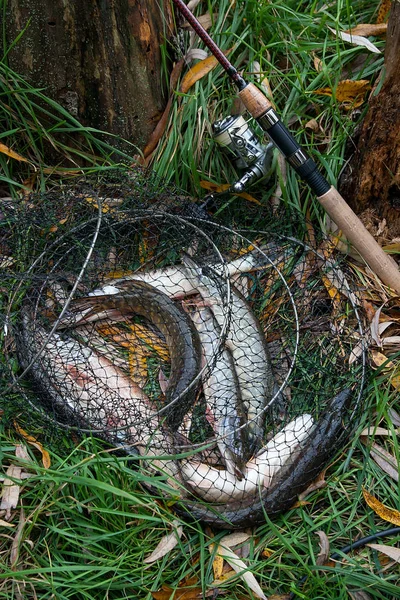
0, 174, 366, 528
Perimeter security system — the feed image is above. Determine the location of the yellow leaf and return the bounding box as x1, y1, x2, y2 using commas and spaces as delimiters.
370, 350, 395, 370
363, 488, 400, 526
312, 52, 324, 72
13, 424, 51, 468
390, 373, 400, 390
345, 24, 387, 37
0, 519, 15, 527
212, 553, 224, 579
199, 180, 260, 204
180, 50, 231, 93
314, 79, 370, 109
0, 142, 29, 162
376, 0, 391, 24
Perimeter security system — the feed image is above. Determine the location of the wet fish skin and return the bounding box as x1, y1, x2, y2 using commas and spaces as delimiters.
175, 389, 352, 528
57, 280, 203, 431
17, 309, 186, 490
180, 414, 313, 503
90, 243, 285, 299
181, 256, 276, 456
190, 304, 249, 477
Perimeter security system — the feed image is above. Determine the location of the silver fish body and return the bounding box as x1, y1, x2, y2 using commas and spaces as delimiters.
181, 413, 313, 503
189, 304, 249, 477
17, 309, 185, 490
182, 256, 276, 454
178, 389, 352, 528
56, 280, 203, 432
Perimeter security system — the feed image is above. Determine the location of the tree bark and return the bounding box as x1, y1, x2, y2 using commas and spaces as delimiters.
339, 0, 400, 236
4, 0, 174, 150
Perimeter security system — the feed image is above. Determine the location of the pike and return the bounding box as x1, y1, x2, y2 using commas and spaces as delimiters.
171, 0, 400, 295
182, 255, 277, 454
189, 303, 249, 477
180, 414, 313, 503
176, 389, 352, 528
56, 280, 203, 431
89, 243, 283, 300
17, 309, 184, 489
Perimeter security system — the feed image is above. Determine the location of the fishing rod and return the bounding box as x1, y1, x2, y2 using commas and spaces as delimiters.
171, 0, 400, 294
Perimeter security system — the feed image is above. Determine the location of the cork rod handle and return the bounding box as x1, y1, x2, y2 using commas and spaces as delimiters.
318, 187, 400, 293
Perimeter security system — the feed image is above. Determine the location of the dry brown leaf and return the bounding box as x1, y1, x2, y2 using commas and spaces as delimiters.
144, 520, 183, 564
10, 507, 26, 569
388, 408, 400, 427
199, 180, 261, 205
348, 590, 373, 600
13, 425, 51, 469
360, 426, 399, 436
363, 488, 400, 526
217, 544, 267, 600
180, 51, 231, 94
369, 442, 399, 482
312, 52, 323, 72
182, 12, 217, 32
328, 27, 381, 53
315, 531, 330, 566
344, 24, 387, 37
367, 544, 400, 563
0, 142, 29, 163
0, 519, 15, 528
370, 350, 395, 370
314, 79, 370, 109
298, 470, 327, 501
376, 0, 391, 24
0, 464, 22, 520
305, 118, 320, 132
370, 304, 384, 346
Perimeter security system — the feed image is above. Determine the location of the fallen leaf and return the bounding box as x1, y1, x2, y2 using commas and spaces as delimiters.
312, 52, 323, 72
369, 442, 399, 482
10, 507, 26, 569
298, 469, 327, 500
315, 531, 330, 565
0, 519, 15, 527
199, 180, 261, 205
13, 424, 51, 469
305, 118, 320, 132
328, 27, 381, 53
314, 79, 371, 109
360, 426, 399, 436
362, 489, 400, 526
144, 520, 183, 563
217, 544, 267, 600
182, 12, 217, 32
388, 408, 400, 427
180, 51, 231, 94
0, 142, 29, 162
344, 24, 387, 37
348, 591, 373, 600
367, 544, 400, 563
376, 0, 391, 24
253, 60, 275, 107
0, 464, 22, 520
220, 531, 251, 548
185, 48, 208, 62
370, 350, 395, 370
370, 304, 384, 346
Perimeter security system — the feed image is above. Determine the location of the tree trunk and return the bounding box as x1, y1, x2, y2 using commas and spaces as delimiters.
339, 1, 400, 237
4, 0, 174, 150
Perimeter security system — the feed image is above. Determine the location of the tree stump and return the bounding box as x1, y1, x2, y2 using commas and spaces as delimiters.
339, 1, 400, 237
4, 0, 174, 150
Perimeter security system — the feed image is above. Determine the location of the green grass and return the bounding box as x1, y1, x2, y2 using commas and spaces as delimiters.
1, 0, 399, 599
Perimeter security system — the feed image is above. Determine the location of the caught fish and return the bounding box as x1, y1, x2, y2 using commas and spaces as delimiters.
56, 280, 202, 431
17, 308, 184, 489
182, 255, 276, 454
181, 414, 313, 503
89, 243, 284, 300
177, 389, 352, 528
189, 303, 248, 478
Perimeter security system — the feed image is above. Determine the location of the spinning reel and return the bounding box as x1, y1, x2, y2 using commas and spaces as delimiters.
212, 114, 274, 193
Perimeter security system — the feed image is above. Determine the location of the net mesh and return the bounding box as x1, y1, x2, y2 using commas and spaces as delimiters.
0, 171, 367, 528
